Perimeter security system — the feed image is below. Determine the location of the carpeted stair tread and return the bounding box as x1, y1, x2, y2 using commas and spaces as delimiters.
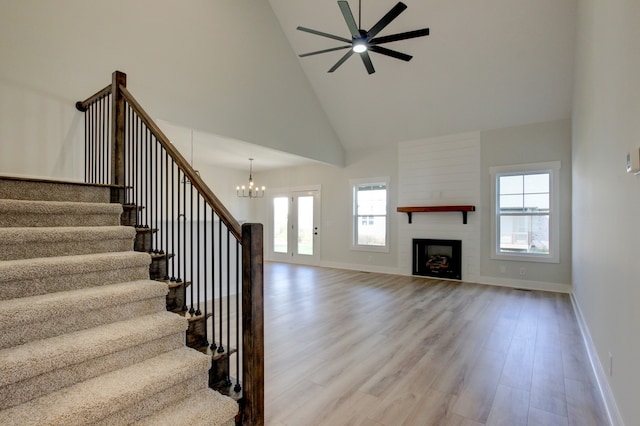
0, 199, 122, 227
0, 176, 112, 203
134, 388, 238, 426
0, 251, 151, 300
0, 311, 187, 388
0, 226, 137, 260
0, 347, 213, 426
0, 280, 168, 349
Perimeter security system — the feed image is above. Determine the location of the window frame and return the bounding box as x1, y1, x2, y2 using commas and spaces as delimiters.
490, 161, 560, 263
350, 177, 390, 253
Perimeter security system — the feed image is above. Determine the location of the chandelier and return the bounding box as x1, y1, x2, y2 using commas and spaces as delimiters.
237, 158, 265, 198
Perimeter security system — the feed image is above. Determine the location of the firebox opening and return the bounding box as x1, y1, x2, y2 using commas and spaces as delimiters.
413, 239, 462, 280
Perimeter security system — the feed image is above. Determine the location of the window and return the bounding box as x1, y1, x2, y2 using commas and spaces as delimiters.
490, 162, 560, 263
351, 178, 389, 252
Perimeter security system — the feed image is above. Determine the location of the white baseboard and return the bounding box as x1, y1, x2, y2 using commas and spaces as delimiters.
476, 275, 571, 293
570, 293, 625, 426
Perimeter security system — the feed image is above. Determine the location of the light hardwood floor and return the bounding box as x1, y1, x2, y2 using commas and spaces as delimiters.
262, 262, 609, 426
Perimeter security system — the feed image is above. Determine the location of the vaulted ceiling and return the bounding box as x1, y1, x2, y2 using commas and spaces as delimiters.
268, 0, 577, 151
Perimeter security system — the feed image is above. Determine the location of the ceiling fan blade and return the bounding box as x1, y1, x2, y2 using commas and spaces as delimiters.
367, 2, 408, 40
371, 28, 430, 45
297, 26, 352, 44
359, 51, 376, 74
338, 1, 360, 39
369, 45, 412, 61
328, 50, 355, 72
299, 45, 351, 57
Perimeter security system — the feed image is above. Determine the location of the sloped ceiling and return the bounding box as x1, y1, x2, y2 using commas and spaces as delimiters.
268, 0, 577, 151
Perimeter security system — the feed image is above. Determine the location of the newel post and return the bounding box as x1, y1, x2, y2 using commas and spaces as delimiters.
241, 223, 264, 425
111, 71, 126, 204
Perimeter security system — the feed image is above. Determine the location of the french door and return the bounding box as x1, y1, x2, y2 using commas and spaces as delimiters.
269, 187, 320, 265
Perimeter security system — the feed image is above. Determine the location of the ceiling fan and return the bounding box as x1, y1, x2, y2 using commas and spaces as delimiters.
296, 0, 429, 75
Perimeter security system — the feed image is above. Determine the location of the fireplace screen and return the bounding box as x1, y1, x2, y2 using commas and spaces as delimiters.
413, 239, 462, 280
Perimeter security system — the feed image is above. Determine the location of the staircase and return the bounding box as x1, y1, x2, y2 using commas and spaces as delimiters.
0, 176, 239, 425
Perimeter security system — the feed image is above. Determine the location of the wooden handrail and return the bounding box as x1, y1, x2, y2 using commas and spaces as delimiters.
75, 84, 111, 112
119, 85, 242, 241
77, 72, 263, 424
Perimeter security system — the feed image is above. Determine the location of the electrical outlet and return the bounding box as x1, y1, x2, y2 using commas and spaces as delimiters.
519, 267, 526, 276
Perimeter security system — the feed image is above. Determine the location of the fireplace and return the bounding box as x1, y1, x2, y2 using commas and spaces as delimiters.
413, 239, 462, 280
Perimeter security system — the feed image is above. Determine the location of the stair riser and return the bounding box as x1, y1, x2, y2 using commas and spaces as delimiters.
166, 283, 186, 313
95, 373, 209, 426
0, 265, 150, 300
0, 333, 186, 411
0, 349, 212, 425
150, 255, 168, 280
135, 231, 151, 252
0, 238, 135, 261
0, 296, 167, 350
1, 213, 121, 228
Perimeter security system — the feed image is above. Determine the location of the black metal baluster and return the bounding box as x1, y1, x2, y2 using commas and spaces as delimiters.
202, 198, 209, 347
97, 97, 102, 183
133, 116, 139, 225
158, 145, 164, 272
126, 106, 132, 204
92, 102, 97, 183
180, 169, 186, 312
218, 218, 225, 354
103, 95, 108, 184
225, 228, 232, 385
172, 168, 181, 288
210, 208, 217, 351
176, 168, 183, 295
154, 136, 159, 254
189, 182, 195, 317
196, 194, 202, 316
144, 127, 150, 230
105, 95, 110, 184
85, 104, 90, 182
147, 131, 153, 249
170, 160, 177, 283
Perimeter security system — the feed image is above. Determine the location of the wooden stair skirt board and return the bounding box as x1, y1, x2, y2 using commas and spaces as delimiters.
0, 177, 238, 425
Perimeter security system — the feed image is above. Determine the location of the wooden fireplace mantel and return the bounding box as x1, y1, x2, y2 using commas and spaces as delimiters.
396, 205, 476, 224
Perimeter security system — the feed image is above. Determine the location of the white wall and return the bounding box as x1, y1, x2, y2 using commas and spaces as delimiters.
572, 0, 640, 423
480, 119, 572, 293
253, 123, 570, 290
0, 0, 343, 180
254, 145, 400, 273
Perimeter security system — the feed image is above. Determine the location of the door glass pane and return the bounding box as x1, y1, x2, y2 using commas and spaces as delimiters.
273, 197, 288, 253
297, 195, 313, 256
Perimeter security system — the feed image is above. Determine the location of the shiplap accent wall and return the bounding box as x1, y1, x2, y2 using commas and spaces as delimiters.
398, 132, 481, 282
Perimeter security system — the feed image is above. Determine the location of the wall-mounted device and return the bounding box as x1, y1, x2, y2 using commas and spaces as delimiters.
626, 149, 640, 174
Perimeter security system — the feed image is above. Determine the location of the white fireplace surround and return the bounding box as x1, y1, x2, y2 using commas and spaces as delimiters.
398, 132, 481, 282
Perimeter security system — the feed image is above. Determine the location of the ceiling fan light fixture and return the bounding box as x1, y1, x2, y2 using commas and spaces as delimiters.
353, 41, 367, 53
